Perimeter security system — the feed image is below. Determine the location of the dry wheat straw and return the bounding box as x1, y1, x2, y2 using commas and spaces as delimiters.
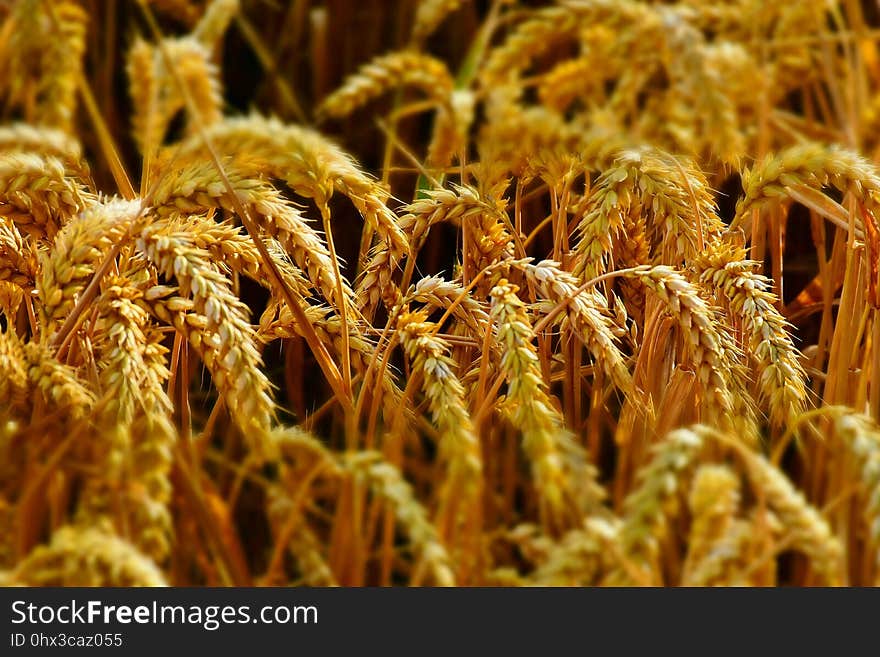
3, 0, 879, 589
266, 427, 340, 585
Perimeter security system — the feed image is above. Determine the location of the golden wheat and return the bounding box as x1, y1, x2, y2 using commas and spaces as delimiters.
3, 0, 880, 588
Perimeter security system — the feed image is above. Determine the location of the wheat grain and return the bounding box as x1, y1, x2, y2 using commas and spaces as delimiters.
0, 152, 89, 240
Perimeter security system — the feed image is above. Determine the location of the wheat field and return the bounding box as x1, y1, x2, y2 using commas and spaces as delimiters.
1, 0, 879, 587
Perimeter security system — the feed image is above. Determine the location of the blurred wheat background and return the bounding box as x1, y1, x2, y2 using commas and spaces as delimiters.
1, 0, 880, 587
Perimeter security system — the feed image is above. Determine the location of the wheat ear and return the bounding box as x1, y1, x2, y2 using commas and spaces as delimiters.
523, 260, 633, 395
681, 464, 741, 585
10, 524, 167, 586
627, 265, 757, 438
0, 152, 89, 241
694, 242, 808, 427
396, 309, 483, 555
490, 280, 604, 531
318, 51, 454, 120
137, 226, 276, 458
344, 452, 456, 586
37, 198, 141, 333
